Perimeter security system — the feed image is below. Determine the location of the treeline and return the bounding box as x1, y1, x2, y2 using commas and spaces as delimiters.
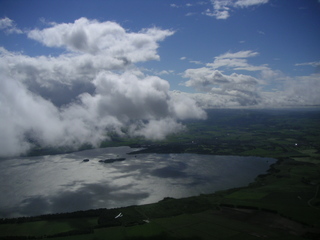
0, 228, 93, 240
0, 208, 109, 224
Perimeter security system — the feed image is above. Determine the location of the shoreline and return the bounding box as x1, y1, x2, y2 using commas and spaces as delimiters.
1, 152, 319, 239
0, 152, 280, 221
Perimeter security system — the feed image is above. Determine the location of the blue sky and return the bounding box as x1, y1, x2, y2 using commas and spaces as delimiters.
2, 0, 319, 83
0, 0, 320, 156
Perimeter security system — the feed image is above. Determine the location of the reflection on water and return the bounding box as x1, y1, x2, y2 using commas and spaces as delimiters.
0, 147, 276, 218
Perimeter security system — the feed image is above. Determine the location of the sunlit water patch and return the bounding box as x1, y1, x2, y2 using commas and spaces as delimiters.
0, 147, 276, 218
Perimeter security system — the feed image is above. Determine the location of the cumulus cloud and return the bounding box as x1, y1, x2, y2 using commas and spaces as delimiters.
283, 74, 320, 105
178, 71, 320, 109
28, 17, 174, 62
0, 18, 206, 157
257, 74, 320, 107
184, 68, 261, 87
183, 68, 262, 106
172, 91, 258, 108
182, 50, 320, 108
129, 118, 185, 140
182, 50, 268, 106
0, 17, 23, 34
204, 0, 269, 19
181, 50, 320, 108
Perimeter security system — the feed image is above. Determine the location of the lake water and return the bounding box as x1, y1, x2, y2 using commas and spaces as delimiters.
0, 147, 276, 218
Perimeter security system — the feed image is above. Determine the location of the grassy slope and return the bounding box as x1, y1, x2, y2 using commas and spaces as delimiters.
1, 109, 320, 239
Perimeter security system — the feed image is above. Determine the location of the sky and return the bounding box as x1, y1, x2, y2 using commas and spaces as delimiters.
0, 0, 320, 156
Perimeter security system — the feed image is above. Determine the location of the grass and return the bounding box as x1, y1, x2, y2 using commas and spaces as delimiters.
225, 190, 269, 200
0, 218, 98, 238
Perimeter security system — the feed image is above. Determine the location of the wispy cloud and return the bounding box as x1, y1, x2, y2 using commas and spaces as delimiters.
215, 50, 259, 59
170, 3, 180, 8
179, 56, 203, 65
0, 17, 23, 34
204, 0, 269, 19
207, 50, 270, 72
190, 60, 203, 65
186, 12, 197, 16
295, 61, 320, 67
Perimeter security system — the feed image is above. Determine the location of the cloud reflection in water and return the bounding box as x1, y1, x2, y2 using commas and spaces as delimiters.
0, 147, 275, 218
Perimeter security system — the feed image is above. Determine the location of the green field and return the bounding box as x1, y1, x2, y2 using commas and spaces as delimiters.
1, 108, 320, 239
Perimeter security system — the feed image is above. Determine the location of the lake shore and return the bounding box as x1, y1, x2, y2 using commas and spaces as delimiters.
1, 154, 319, 240
0, 147, 275, 219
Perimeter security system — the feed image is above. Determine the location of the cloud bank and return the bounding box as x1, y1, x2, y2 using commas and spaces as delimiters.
182, 50, 320, 108
182, 50, 264, 107
0, 18, 206, 157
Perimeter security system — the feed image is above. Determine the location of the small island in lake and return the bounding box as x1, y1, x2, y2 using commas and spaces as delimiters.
99, 158, 126, 163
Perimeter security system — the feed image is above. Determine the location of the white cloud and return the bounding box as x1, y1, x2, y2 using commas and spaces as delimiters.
183, 67, 262, 106
190, 60, 203, 65
158, 70, 170, 75
235, 0, 269, 8
181, 50, 320, 108
170, 3, 180, 8
204, 0, 269, 19
28, 18, 174, 63
180, 71, 320, 108
0, 17, 23, 34
215, 50, 259, 59
183, 51, 266, 96
0, 18, 206, 157
208, 58, 249, 69
130, 118, 185, 140
184, 68, 260, 87
286, 74, 320, 105
203, 8, 230, 19
173, 91, 257, 108
169, 92, 207, 120
0, 17, 13, 29
259, 74, 320, 107
295, 61, 320, 67
186, 12, 197, 16
139, 68, 175, 76
207, 50, 270, 72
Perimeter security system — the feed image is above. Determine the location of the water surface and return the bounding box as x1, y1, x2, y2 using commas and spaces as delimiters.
0, 147, 276, 218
